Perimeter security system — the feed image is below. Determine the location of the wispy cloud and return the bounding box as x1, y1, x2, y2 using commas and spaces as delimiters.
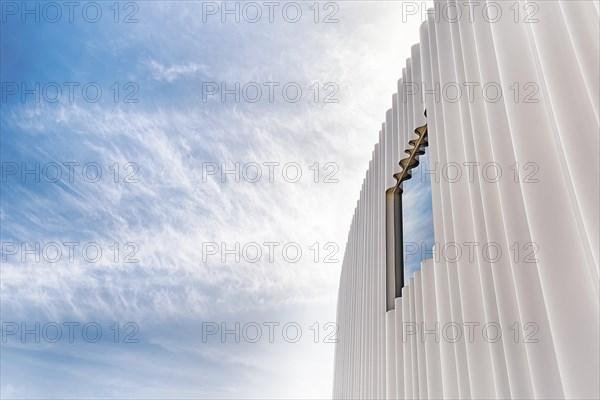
148, 60, 208, 82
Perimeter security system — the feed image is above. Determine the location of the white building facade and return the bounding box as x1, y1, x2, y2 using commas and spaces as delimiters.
332, 1, 600, 399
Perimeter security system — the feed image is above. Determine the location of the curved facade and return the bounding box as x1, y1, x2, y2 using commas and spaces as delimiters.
333, 1, 599, 399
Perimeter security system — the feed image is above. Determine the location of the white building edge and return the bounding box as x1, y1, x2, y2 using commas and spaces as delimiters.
333, 1, 599, 399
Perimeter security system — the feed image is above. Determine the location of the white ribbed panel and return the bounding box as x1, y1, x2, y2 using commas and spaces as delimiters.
432, 2, 497, 397
559, 0, 600, 125
401, 69, 409, 154
386, 310, 396, 399
392, 94, 400, 181
408, 280, 419, 399
394, 297, 404, 400
489, 2, 600, 398
419, 21, 460, 400
444, 1, 512, 398
421, 259, 443, 399
426, 14, 472, 400
452, 1, 534, 397
413, 271, 428, 398
470, 6, 564, 399
402, 286, 413, 399
527, 0, 599, 292
333, 3, 599, 398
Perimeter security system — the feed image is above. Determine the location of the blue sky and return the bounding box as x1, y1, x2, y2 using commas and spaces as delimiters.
1, 1, 428, 398
403, 150, 435, 281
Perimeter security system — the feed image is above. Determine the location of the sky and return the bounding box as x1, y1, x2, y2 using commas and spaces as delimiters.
0, 1, 430, 398
403, 150, 435, 282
